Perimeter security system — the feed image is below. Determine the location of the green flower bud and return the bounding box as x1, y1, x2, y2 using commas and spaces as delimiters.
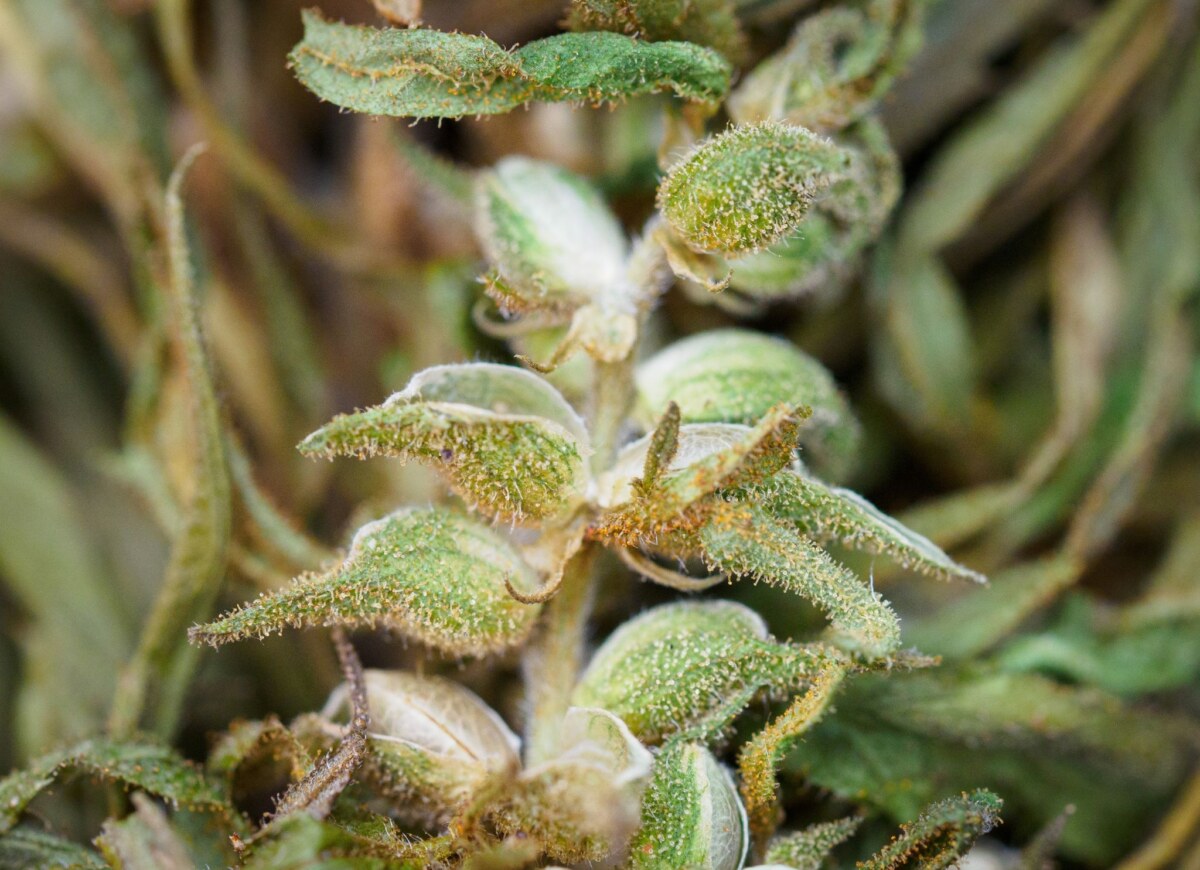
634, 329, 861, 480
657, 122, 850, 255
477, 157, 631, 315
628, 742, 748, 870
299, 363, 589, 522
191, 508, 543, 656
572, 601, 836, 744
324, 670, 519, 827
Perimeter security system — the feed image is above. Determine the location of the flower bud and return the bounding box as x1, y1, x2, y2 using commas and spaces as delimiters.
629, 742, 748, 870
657, 122, 850, 255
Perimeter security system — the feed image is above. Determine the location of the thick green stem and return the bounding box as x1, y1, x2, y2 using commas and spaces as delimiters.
525, 351, 637, 763
524, 545, 599, 765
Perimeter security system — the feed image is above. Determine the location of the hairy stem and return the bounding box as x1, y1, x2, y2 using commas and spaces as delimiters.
525, 352, 637, 763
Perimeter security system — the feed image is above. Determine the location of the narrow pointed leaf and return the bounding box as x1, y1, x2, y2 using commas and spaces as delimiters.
699, 504, 901, 658
860, 790, 1003, 870
191, 508, 543, 656
764, 817, 863, 870
761, 471, 985, 583
0, 827, 106, 869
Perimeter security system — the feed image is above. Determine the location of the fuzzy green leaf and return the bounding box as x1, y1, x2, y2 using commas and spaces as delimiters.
566, 0, 745, 60
658, 122, 851, 255
859, 790, 1002, 870
290, 11, 731, 119
191, 508, 543, 656
299, 363, 588, 522
0, 738, 230, 834
699, 504, 901, 658
760, 471, 985, 584
572, 601, 840, 744
107, 149, 232, 742
764, 817, 863, 870
628, 742, 748, 870
634, 329, 861, 480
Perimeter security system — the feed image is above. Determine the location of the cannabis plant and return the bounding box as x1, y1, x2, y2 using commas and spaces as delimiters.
1, 0, 1199, 868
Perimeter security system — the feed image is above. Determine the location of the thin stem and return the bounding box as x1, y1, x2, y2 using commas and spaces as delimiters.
524, 347, 639, 763
523, 544, 598, 765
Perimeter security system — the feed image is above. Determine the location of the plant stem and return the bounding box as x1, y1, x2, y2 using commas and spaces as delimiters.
525, 354, 636, 763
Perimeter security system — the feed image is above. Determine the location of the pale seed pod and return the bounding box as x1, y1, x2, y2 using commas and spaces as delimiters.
191, 507, 544, 656
323, 670, 519, 826
476, 156, 632, 315
633, 329, 861, 480
492, 707, 653, 864
628, 742, 749, 870
571, 600, 837, 744
657, 121, 851, 256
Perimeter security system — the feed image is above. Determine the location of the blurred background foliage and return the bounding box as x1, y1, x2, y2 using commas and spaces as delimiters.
1, 0, 1200, 867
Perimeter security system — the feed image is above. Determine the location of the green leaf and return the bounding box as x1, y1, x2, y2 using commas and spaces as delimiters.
628, 742, 748, 870
476, 157, 629, 315
299, 363, 588, 522
0, 414, 130, 753
566, 0, 745, 60
760, 471, 985, 584
571, 601, 840, 744
738, 663, 847, 841
191, 508, 543, 656
786, 668, 1193, 864
110, 147, 232, 740
698, 504, 901, 659
0, 738, 231, 834
0, 827, 106, 869
239, 814, 422, 870
634, 329, 861, 480
859, 790, 1002, 870
658, 122, 851, 255
905, 554, 1079, 659
0, 0, 168, 213
727, 0, 924, 132
763, 817, 863, 870
290, 11, 731, 119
